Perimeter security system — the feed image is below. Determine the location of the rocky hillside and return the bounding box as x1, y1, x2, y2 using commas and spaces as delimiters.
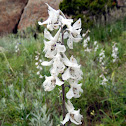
18, 0, 62, 30
0, 0, 28, 35
117, 0, 126, 6
0, 0, 125, 35
0, 0, 62, 35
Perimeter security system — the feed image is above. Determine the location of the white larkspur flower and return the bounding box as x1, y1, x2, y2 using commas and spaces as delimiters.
83, 36, 90, 48
68, 18, 82, 36
39, 75, 43, 78
83, 40, 88, 48
66, 79, 83, 99
62, 56, 83, 81
36, 65, 40, 69
39, 59, 42, 62
15, 45, 18, 49
87, 36, 90, 41
82, 33, 86, 37
42, 53, 65, 76
61, 17, 73, 28
94, 45, 99, 52
35, 62, 39, 66
38, 3, 60, 27
61, 100, 83, 125
65, 18, 82, 49
62, 53, 80, 68
19, 103, 25, 110
38, 3, 65, 31
35, 57, 39, 60
15, 43, 20, 53
41, 60, 53, 66
43, 75, 64, 91
42, 53, 80, 76
8, 84, 14, 91
100, 74, 108, 85
94, 41, 97, 46
50, 53, 65, 75
39, 67, 42, 71
37, 71, 40, 75
112, 43, 118, 63
99, 49, 105, 64
43, 28, 66, 58
67, 34, 82, 49
85, 47, 92, 52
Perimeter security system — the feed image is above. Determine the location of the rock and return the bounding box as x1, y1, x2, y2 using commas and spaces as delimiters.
117, 0, 126, 7
0, 0, 28, 35
18, 0, 63, 30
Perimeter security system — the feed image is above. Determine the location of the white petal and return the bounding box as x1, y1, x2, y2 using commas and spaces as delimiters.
74, 111, 83, 124
37, 71, 40, 75
56, 44, 66, 53
44, 29, 53, 41
43, 40, 51, 52
38, 21, 43, 25
82, 33, 86, 37
43, 76, 56, 91
46, 3, 60, 24
36, 65, 40, 69
70, 55, 77, 64
38, 19, 49, 25
71, 110, 83, 125
39, 59, 42, 62
73, 18, 81, 29
66, 100, 74, 112
62, 53, 80, 68
46, 3, 55, 11
72, 83, 83, 98
61, 17, 73, 28
53, 24, 60, 29
67, 38, 73, 49
63, 32, 69, 39
55, 77, 64, 86
47, 24, 54, 31
53, 28, 61, 42
41, 60, 53, 66
66, 88, 74, 99
72, 36, 82, 43
62, 68, 71, 80
39, 75, 43, 78
61, 113, 70, 125
45, 50, 57, 59
35, 62, 38, 65
70, 116, 82, 125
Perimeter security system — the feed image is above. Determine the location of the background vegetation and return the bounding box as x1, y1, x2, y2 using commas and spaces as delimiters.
0, 16, 126, 125
59, 0, 120, 29
0, 1, 126, 126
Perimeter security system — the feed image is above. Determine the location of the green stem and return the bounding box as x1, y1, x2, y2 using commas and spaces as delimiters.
2, 51, 16, 76
62, 84, 65, 121
61, 25, 66, 126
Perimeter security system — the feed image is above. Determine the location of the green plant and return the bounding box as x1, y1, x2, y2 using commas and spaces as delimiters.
0, 15, 126, 126
29, 102, 53, 126
59, 0, 116, 29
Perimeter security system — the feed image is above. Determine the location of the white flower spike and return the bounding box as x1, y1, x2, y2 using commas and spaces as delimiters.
39, 3, 83, 126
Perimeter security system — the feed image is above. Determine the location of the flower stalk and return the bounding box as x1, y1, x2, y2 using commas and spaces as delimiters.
61, 26, 66, 124
62, 84, 65, 123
